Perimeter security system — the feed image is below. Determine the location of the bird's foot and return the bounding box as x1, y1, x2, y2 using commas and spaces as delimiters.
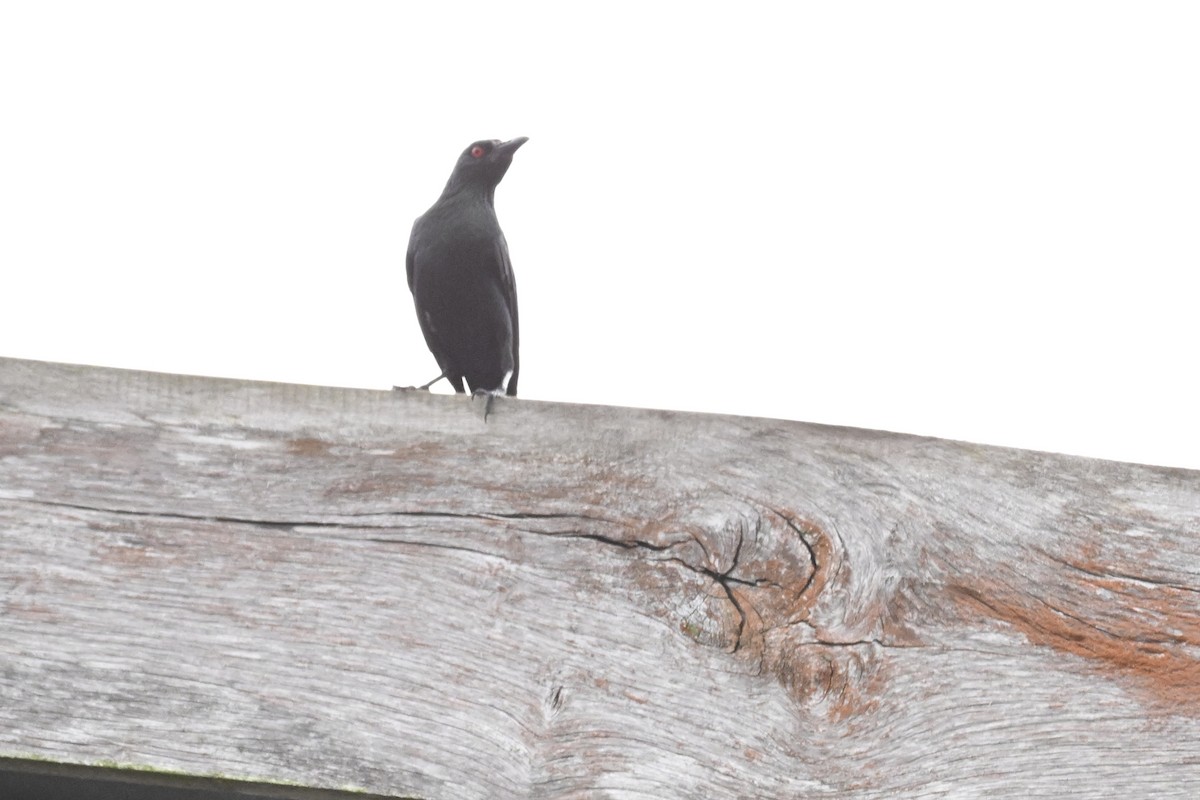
393, 372, 447, 392
472, 389, 501, 422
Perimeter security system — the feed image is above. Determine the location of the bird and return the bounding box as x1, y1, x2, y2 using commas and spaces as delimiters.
405, 137, 527, 416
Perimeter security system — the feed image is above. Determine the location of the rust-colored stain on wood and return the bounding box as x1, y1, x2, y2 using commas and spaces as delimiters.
950, 552, 1200, 712
285, 437, 328, 456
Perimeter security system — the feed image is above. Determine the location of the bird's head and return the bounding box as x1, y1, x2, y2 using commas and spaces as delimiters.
442, 137, 528, 198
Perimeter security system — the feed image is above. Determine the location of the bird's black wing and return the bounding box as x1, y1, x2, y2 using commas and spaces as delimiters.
405, 216, 421, 293
495, 233, 520, 396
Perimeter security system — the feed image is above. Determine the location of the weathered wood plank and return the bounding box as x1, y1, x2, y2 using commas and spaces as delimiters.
1, 356, 1198, 798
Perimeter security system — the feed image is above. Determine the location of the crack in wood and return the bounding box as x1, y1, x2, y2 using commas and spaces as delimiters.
771, 508, 820, 601
9, 494, 829, 659
1036, 547, 1200, 593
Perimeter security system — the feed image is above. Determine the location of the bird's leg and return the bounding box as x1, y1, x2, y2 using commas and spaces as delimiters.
418, 372, 448, 390
393, 372, 447, 392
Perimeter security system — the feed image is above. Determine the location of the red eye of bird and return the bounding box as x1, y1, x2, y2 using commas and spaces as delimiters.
470, 145, 486, 158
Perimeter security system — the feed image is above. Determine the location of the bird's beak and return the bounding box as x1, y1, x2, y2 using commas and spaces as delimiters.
495, 137, 529, 157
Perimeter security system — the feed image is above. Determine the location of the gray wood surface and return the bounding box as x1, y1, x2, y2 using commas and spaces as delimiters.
2, 356, 1198, 799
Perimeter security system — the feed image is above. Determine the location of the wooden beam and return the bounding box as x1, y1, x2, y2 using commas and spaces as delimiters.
2, 356, 1198, 798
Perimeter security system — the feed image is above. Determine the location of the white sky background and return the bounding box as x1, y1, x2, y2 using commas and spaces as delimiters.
2, 2, 1198, 469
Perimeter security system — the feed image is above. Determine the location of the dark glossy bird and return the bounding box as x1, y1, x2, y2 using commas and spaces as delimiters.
406, 137, 527, 402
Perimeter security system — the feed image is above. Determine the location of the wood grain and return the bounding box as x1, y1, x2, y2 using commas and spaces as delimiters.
2, 356, 1198, 798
